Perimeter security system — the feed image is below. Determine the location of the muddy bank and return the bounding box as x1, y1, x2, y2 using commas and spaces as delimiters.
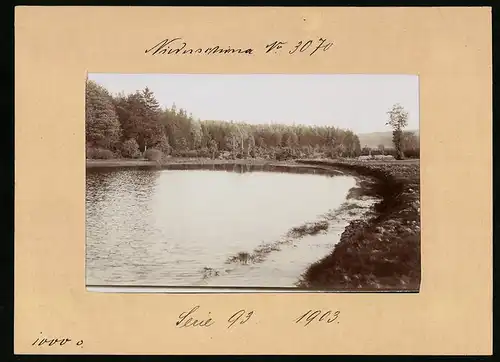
295, 159, 421, 291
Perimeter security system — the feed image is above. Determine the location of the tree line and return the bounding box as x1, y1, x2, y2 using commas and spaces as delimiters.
85, 79, 419, 161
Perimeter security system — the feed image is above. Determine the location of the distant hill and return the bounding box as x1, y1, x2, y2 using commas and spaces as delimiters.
358, 130, 420, 149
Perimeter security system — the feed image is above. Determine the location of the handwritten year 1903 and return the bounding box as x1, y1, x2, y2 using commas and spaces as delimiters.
295, 309, 340, 326
265, 38, 333, 56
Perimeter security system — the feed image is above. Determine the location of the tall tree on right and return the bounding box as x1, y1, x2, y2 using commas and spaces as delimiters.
386, 103, 409, 160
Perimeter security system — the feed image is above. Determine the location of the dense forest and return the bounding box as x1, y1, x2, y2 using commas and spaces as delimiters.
85, 80, 419, 161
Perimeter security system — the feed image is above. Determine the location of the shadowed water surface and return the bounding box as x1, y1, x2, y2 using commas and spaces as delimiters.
86, 165, 371, 288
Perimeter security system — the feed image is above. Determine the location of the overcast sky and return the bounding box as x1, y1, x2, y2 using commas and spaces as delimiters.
88, 73, 419, 134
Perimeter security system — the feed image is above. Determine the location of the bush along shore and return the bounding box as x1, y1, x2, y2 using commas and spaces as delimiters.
295, 159, 420, 291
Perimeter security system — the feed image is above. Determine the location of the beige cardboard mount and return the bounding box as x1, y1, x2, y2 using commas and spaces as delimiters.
15, 6, 492, 355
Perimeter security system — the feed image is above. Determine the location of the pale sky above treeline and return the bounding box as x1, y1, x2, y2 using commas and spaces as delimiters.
89, 73, 419, 134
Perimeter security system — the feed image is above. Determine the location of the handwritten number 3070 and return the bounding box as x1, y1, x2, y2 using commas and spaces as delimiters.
289, 39, 332, 55
265, 38, 333, 56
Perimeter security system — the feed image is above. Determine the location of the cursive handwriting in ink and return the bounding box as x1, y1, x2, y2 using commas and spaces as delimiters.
175, 305, 215, 328
295, 309, 340, 326
227, 309, 254, 329
32, 332, 84, 348
145, 38, 254, 56
265, 41, 288, 54
144, 37, 333, 57
290, 38, 334, 55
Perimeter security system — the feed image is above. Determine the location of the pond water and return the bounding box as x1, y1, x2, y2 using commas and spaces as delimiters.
85, 164, 373, 289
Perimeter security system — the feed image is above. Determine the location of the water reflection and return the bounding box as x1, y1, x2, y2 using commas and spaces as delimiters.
86, 166, 361, 288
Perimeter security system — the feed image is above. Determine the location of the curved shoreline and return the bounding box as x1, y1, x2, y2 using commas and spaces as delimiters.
87, 157, 420, 291
86, 158, 348, 177
296, 159, 421, 291
86, 158, 296, 168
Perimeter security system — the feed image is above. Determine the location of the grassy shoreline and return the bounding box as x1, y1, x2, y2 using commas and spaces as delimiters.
296, 159, 420, 291
86, 157, 296, 168
87, 157, 420, 291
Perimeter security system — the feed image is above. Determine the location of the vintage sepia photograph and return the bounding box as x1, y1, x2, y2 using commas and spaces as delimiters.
85, 74, 420, 292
